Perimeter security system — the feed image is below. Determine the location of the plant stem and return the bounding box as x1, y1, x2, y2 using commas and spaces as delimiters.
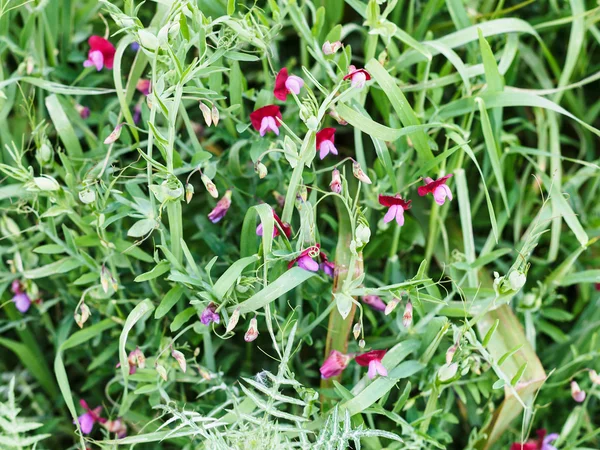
166, 83, 184, 263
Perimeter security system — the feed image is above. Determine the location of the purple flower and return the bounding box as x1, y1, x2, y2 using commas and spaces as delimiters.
133, 104, 142, 124
362, 295, 386, 312
12, 293, 31, 313
208, 190, 232, 223
201, 302, 220, 326
288, 245, 321, 272
75, 399, 104, 434
130, 42, 140, 51
320, 350, 351, 379
319, 251, 335, 277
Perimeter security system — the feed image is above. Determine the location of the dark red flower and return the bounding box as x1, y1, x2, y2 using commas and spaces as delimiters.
83, 36, 116, 71
343, 65, 371, 89
256, 210, 292, 238
355, 350, 388, 379
417, 174, 453, 205
316, 128, 337, 159
378, 194, 412, 227
250, 105, 282, 136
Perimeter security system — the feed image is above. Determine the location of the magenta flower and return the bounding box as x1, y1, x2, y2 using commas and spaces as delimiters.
11, 281, 31, 313
133, 104, 142, 124
208, 190, 232, 223
76, 399, 105, 434
117, 347, 146, 375
319, 251, 335, 277
511, 429, 559, 450
417, 174, 453, 205
250, 105, 282, 137
379, 194, 412, 226
288, 245, 321, 272
274, 68, 304, 101
362, 295, 386, 312
83, 35, 116, 71
256, 210, 292, 238
355, 350, 388, 379
136, 79, 151, 96
75, 104, 90, 119
201, 302, 220, 326
320, 350, 351, 379
316, 128, 338, 160
343, 65, 371, 89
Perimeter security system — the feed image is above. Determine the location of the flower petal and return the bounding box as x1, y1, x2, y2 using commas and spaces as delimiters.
383, 205, 398, 223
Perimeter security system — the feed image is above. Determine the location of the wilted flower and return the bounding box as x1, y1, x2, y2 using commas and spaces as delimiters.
226, 307, 241, 334
510, 429, 559, 450
288, 245, 321, 272
343, 65, 371, 89
571, 381, 586, 402
256, 210, 292, 238
352, 161, 372, 184
75, 104, 90, 119
589, 370, 600, 385
136, 79, 151, 96
201, 174, 218, 198
155, 363, 168, 381
200, 302, 220, 326
329, 108, 348, 125
379, 194, 412, 226
171, 349, 186, 373
255, 161, 268, 179
319, 251, 335, 277
322, 40, 342, 55
199, 102, 212, 127
418, 174, 453, 205
316, 128, 338, 159
274, 68, 305, 101
74, 303, 91, 328
128, 347, 146, 374
403, 301, 413, 328
384, 298, 400, 315
362, 295, 387, 312
353, 322, 361, 340
355, 350, 388, 379
250, 105, 282, 137
83, 35, 116, 71
103, 418, 127, 438
211, 104, 219, 126
76, 399, 105, 434
208, 190, 232, 223
330, 169, 342, 194
320, 350, 351, 379
185, 183, 194, 203
244, 317, 259, 342
104, 124, 123, 145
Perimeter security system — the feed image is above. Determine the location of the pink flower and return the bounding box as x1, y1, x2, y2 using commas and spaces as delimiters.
320, 350, 351, 379
316, 128, 338, 159
343, 65, 371, 89
417, 174, 453, 205
76, 399, 105, 434
322, 40, 342, 55
201, 302, 220, 326
12, 293, 31, 313
511, 429, 559, 450
330, 168, 342, 194
288, 244, 321, 272
355, 349, 388, 379
274, 68, 304, 101
75, 104, 90, 119
319, 251, 335, 277
571, 381, 586, 402
115, 347, 145, 375
83, 36, 116, 71
103, 418, 127, 438
208, 190, 232, 223
362, 295, 386, 312
250, 105, 282, 137
256, 210, 292, 238
136, 79, 151, 96
244, 317, 259, 342
379, 194, 412, 226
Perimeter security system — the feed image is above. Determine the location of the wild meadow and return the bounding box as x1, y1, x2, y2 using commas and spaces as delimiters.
0, 0, 599, 448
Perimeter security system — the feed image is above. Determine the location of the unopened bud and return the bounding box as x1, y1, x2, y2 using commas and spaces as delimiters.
201, 174, 218, 198
74, 303, 91, 328
446, 344, 458, 364
352, 162, 372, 184
330, 169, 342, 194
385, 298, 399, 316
199, 102, 212, 127
185, 183, 194, 203
226, 307, 241, 334
244, 317, 259, 342
508, 271, 526, 291
199, 369, 211, 380
33, 176, 60, 191
571, 381, 586, 402
138, 29, 159, 51
101, 266, 111, 294
211, 104, 219, 126
322, 40, 342, 55
403, 301, 413, 328
438, 362, 458, 382
26, 56, 34, 75
171, 349, 186, 373
104, 124, 123, 145
353, 322, 361, 340
255, 162, 268, 179
359, 339, 365, 348
193, 347, 200, 357
79, 188, 96, 204
589, 370, 600, 385
155, 363, 168, 381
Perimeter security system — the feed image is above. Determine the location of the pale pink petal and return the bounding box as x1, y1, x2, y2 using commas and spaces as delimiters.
433, 186, 448, 205
319, 140, 336, 159
424, 177, 434, 184
285, 75, 304, 94
367, 361, 377, 379
383, 205, 398, 223
259, 117, 270, 136
78, 412, 95, 434
441, 184, 452, 201
256, 223, 263, 236
267, 116, 279, 136
374, 360, 387, 377
395, 206, 405, 226
351, 72, 367, 89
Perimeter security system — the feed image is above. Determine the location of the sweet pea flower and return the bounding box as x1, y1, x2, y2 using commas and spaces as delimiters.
136, 79, 151, 96
201, 302, 220, 326
571, 381, 586, 402
379, 194, 412, 226
316, 128, 338, 159
208, 190, 232, 223
256, 210, 292, 238
244, 317, 259, 342
362, 295, 387, 312
355, 349, 388, 379
319, 251, 335, 277
75, 104, 90, 119
288, 244, 321, 272
250, 105, 282, 137
11, 280, 31, 313
274, 68, 305, 101
83, 36, 116, 71
322, 40, 342, 55
330, 168, 342, 194
510, 429, 559, 450
103, 418, 127, 438
76, 399, 105, 434
320, 350, 351, 379
343, 65, 371, 89
417, 174, 453, 205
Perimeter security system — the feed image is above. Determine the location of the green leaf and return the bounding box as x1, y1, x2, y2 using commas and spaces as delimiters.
45, 94, 83, 158
170, 307, 197, 332
134, 261, 171, 282
155, 285, 185, 319
213, 254, 260, 300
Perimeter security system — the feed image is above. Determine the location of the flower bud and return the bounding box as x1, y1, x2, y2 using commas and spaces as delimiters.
353, 322, 361, 340
403, 301, 413, 328
185, 183, 194, 204
571, 381, 586, 402
26, 56, 34, 75
157, 23, 170, 47
199, 102, 212, 127
171, 349, 186, 373
384, 298, 399, 316
306, 116, 319, 131
226, 307, 241, 334
199, 369, 212, 380
138, 29, 158, 50
356, 223, 371, 245
79, 188, 96, 204
255, 162, 268, 179
352, 161, 372, 184
508, 270, 526, 291
38, 141, 53, 163
359, 339, 365, 349
74, 302, 91, 328
589, 370, 600, 385
211, 104, 219, 126
201, 174, 218, 198
446, 344, 458, 364
104, 124, 123, 145
33, 176, 60, 191
330, 168, 342, 194
244, 317, 259, 342
438, 362, 458, 382
322, 40, 342, 55
101, 266, 111, 294
155, 363, 168, 381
